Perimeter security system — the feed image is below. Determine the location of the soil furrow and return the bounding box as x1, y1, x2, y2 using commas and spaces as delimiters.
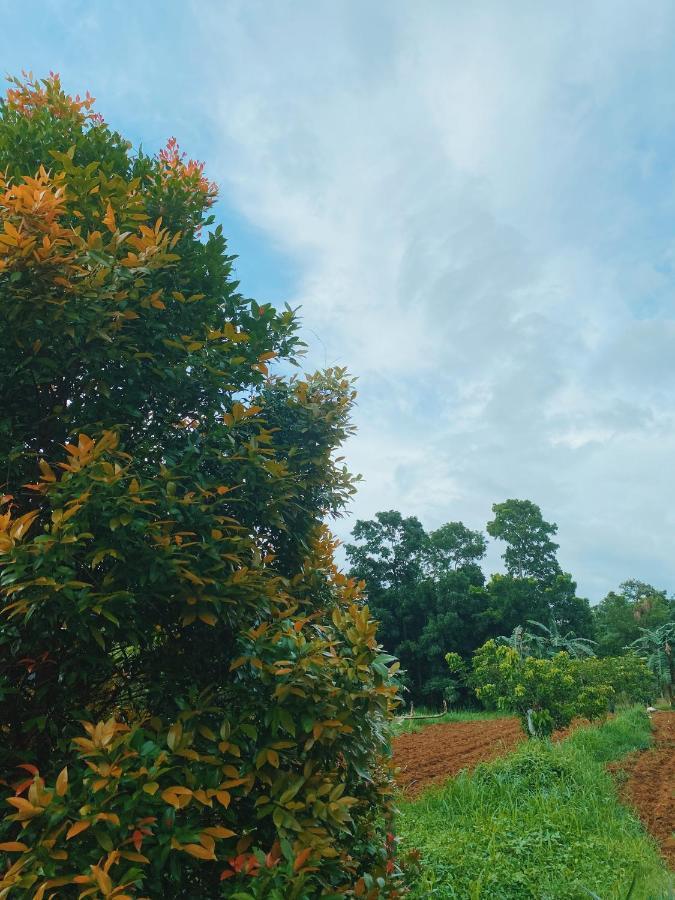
609, 711, 675, 869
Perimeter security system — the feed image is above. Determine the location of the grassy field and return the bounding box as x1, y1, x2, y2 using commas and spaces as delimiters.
398, 709, 673, 899
392, 707, 506, 736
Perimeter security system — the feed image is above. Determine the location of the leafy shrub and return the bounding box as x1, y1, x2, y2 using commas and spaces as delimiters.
0, 74, 401, 898
470, 640, 631, 737
571, 654, 654, 709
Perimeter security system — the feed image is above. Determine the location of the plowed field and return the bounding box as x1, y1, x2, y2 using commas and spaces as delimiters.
392, 715, 523, 796
610, 711, 675, 868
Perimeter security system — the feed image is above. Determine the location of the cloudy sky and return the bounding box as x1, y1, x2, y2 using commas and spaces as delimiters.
3, 0, 675, 601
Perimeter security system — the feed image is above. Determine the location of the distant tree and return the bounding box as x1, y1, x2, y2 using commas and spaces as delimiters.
346, 512, 488, 704
479, 574, 551, 637
487, 499, 560, 582
428, 521, 486, 576
546, 572, 595, 637
593, 581, 673, 657
346, 510, 428, 593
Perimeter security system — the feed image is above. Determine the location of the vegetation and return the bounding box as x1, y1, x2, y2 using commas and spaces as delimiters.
592, 580, 674, 657
398, 709, 673, 899
0, 74, 401, 898
629, 622, 675, 707
347, 504, 674, 709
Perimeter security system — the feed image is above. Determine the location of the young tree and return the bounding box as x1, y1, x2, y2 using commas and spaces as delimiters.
629, 623, 675, 707
0, 74, 401, 898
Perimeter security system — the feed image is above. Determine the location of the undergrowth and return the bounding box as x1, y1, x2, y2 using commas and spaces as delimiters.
398, 708, 673, 899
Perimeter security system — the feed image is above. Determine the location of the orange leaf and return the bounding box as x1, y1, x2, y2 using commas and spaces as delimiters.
55, 767, 68, 797
182, 843, 216, 860
66, 820, 90, 839
202, 826, 236, 839
0, 841, 29, 852
293, 847, 312, 872
102, 203, 116, 232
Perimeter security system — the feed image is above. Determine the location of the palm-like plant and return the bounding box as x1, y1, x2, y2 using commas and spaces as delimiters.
526, 620, 597, 659
496, 625, 536, 660
629, 623, 675, 707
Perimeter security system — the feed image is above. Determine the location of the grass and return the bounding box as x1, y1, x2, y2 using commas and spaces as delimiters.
391, 707, 507, 737
398, 708, 673, 899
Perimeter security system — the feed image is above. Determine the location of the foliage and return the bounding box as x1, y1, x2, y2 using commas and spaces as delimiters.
592, 580, 674, 658
346, 513, 488, 706
471, 640, 614, 738
629, 623, 675, 707
525, 619, 597, 659
0, 73, 402, 898
346, 506, 595, 707
398, 709, 672, 899
571, 654, 654, 709
486, 499, 561, 583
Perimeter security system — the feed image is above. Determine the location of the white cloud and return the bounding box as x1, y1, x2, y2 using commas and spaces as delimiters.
185, 0, 675, 600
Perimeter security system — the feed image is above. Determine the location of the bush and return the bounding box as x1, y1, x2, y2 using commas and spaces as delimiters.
471, 640, 618, 737
0, 74, 401, 898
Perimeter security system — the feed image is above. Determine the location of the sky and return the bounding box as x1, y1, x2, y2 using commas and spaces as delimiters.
2, 0, 675, 601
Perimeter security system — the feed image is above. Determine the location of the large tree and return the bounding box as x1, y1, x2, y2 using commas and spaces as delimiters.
487, 499, 560, 582
0, 74, 400, 898
346, 512, 488, 704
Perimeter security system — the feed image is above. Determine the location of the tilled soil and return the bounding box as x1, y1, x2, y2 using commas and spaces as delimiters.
609, 711, 675, 869
392, 716, 524, 797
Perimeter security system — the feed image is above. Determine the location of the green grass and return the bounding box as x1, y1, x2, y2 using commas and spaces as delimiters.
391, 707, 507, 737
398, 709, 673, 899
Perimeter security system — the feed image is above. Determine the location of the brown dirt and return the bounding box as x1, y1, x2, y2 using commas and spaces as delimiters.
608, 711, 675, 869
392, 716, 524, 797
392, 715, 597, 798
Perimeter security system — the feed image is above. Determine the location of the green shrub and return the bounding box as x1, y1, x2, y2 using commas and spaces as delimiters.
0, 73, 401, 898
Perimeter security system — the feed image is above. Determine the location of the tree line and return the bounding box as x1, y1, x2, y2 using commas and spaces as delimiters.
346, 500, 675, 706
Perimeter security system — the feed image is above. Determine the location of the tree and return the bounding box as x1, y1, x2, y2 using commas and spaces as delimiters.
0, 73, 401, 898
487, 499, 560, 583
593, 580, 673, 657
345, 512, 488, 705
346, 510, 428, 594
427, 522, 486, 576
471, 641, 613, 738
479, 574, 551, 637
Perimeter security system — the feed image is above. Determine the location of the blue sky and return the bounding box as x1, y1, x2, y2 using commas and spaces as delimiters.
3, 0, 675, 601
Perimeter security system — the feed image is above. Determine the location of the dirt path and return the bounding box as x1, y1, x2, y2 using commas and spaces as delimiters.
609, 711, 675, 868
392, 716, 524, 797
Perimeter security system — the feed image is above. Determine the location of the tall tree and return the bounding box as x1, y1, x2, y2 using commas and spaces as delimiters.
428, 521, 486, 576
487, 499, 560, 582
346, 512, 488, 704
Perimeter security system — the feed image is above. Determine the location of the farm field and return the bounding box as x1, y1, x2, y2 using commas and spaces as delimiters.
393, 715, 524, 796
395, 709, 674, 898
609, 712, 675, 868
